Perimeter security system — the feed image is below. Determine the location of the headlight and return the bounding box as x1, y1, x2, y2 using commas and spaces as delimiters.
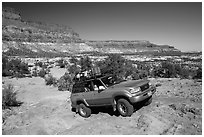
128, 87, 141, 94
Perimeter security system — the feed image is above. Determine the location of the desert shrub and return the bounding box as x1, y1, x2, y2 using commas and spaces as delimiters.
132, 70, 148, 80
38, 69, 47, 78
2, 55, 30, 77
180, 67, 190, 79
160, 61, 176, 78
69, 56, 78, 65
35, 61, 43, 67
193, 67, 202, 79
150, 61, 194, 79
97, 54, 126, 81
67, 64, 80, 76
32, 69, 38, 77
45, 74, 57, 86
132, 72, 140, 80
57, 72, 73, 91
79, 56, 93, 71
2, 84, 22, 109
97, 54, 141, 80
56, 59, 67, 68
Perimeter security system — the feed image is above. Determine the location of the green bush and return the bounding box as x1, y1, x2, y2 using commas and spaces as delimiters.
38, 69, 47, 78
79, 56, 93, 71
57, 72, 73, 91
2, 55, 30, 77
2, 84, 22, 109
67, 64, 80, 76
45, 74, 57, 86
97, 54, 137, 81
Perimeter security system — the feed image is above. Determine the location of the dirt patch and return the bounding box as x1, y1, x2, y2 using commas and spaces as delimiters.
2, 77, 202, 135
49, 67, 67, 79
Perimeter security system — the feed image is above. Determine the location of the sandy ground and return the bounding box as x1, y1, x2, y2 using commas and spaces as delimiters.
2, 76, 202, 135
49, 67, 67, 79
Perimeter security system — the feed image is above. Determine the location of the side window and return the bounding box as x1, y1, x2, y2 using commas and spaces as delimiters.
93, 79, 105, 91
84, 81, 94, 92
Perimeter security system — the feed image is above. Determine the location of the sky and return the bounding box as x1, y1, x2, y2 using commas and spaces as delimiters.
2, 2, 202, 52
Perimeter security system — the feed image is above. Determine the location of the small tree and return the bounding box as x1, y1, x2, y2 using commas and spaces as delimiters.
67, 64, 80, 76
57, 72, 73, 91
69, 56, 78, 65
79, 56, 93, 71
97, 54, 129, 81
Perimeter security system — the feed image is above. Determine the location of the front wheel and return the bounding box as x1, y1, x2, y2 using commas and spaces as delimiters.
117, 99, 134, 117
78, 103, 91, 118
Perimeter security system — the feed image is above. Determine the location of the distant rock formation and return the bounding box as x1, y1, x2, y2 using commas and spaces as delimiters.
2, 7, 81, 43
2, 7, 181, 57
3, 7, 21, 20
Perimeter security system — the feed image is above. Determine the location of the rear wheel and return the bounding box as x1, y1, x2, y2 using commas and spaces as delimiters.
78, 103, 91, 118
117, 99, 134, 117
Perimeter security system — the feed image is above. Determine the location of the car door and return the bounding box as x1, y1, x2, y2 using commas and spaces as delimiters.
91, 79, 112, 106
82, 80, 99, 106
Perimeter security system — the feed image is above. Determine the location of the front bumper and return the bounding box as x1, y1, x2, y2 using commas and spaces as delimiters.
129, 86, 156, 104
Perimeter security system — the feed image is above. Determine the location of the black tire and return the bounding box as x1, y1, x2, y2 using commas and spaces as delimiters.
78, 103, 91, 118
117, 99, 134, 117
144, 96, 152, 106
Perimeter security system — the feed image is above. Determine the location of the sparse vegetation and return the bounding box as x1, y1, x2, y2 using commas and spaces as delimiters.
35, 61, 43, 67
2, 84, 22, 109
38, 69, 47, 78
193, 67, 202, 79
96, 54, 148, 81
150, 61, 200, 79
56, 59, 67, 68
57, 72, 73, 91
2, 55, 30, 77
45, 74, 57, 86
79, 56, 93, 71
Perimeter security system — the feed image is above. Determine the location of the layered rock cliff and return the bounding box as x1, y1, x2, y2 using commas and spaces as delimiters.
2, 7, 181, 57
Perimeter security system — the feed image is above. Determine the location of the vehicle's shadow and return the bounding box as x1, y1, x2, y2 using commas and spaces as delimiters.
91, 106, 120, 117
71, 101, 149, 117
133, 103, 145, 112
91, 103, 146, 117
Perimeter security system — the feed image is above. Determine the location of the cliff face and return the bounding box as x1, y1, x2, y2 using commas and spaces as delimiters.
2, 7, 181, 57
86, 41, 180, 54
2, 7, 81, 43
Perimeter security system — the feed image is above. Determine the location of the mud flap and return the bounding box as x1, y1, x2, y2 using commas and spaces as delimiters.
76, 105, 79, 113
113, 99, 117, 111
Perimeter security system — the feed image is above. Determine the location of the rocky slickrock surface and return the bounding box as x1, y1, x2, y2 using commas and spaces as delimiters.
2, 77, 202, 135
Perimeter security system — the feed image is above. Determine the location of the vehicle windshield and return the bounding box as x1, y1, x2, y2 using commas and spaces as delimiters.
100, 75, 126, 87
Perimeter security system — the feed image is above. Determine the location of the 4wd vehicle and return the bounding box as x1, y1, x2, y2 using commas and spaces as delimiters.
71, 74, 156, 118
